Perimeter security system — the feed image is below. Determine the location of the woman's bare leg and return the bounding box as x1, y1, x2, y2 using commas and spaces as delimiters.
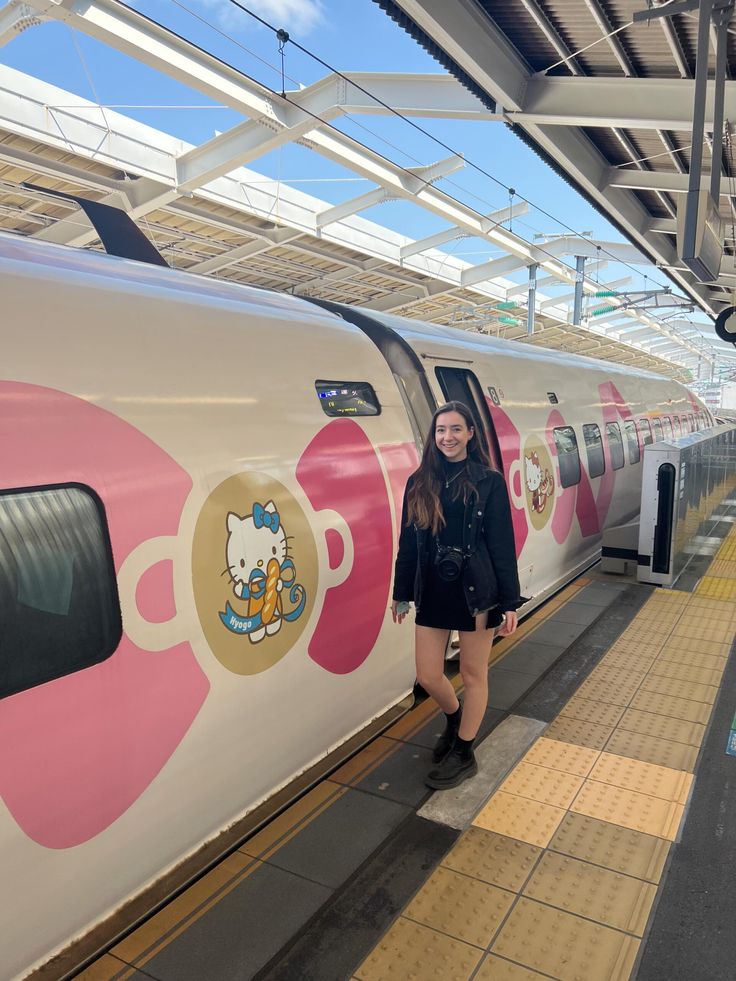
415, 625, 458, 713
457, 615, 496, 740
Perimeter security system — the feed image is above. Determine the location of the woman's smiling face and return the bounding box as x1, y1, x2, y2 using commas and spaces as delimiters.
435, 411, 474, 462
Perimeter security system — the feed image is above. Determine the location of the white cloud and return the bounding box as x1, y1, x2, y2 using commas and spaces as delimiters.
196, 0, 325, 35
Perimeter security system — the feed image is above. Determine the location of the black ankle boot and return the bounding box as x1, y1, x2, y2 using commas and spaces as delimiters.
433, 703, 462, 763
426, 737, 477, 790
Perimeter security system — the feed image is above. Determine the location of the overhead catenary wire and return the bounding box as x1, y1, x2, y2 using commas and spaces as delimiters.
219, 0, 683, 296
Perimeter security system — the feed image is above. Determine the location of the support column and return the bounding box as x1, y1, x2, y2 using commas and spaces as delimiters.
527, 262, 538, 335
573, 255, 586, 325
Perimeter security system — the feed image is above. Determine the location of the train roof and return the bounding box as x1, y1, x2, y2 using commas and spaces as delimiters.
0, 231, 337, 327
0, 231, 687, 389
349, 306, 674, 384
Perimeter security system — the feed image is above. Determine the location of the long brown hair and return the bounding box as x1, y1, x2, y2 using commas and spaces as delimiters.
407, 401, 491, 535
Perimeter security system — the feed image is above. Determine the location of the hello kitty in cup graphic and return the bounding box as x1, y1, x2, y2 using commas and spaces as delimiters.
524, 451, 554, 515
221, 500, 307, 642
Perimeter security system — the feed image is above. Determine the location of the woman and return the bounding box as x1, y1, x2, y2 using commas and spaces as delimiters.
391, 401, 522, 790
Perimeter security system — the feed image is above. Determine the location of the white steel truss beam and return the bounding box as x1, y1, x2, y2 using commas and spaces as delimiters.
315, 154, 464, 228
399, 201, 529, 259
0, 1, 45, 47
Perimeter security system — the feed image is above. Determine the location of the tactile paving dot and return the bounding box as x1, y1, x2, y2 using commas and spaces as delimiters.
442, 827, 541, 892
628, 689, 712, 725
499, 762, 584, 808
522, 850, 657, 935
548, 811, 670, 882
570, 779, 685, 840
641, 674, 718, 705
404, 866, 515, 948
618, 708, 705, 747
492, 897, 639, 981
473, 791, 567, 848
598, 650, 657, 673
706, 559, 736, 578
522, 736, 600, 777
545, 716, 614, 751
589, 753, 694, 804
696, 576, 736, 601
688, 594, 736, 622
606, 638, 664, 658
473, 954, 549, 980
575, 675, 640, 706
603, 728, 699, 774
648, 659, 724, 687
671, 620, 733, 644
659, 635, 731, 659
355, 916, 483, 981
560, 696, 626, 728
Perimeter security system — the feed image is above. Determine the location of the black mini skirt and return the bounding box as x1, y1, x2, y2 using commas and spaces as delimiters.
415, 565, 503, 632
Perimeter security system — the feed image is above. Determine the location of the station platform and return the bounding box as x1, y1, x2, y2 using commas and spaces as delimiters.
74, 522, 736, 981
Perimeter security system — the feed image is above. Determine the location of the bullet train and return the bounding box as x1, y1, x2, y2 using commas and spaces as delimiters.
0, 230, 711, 979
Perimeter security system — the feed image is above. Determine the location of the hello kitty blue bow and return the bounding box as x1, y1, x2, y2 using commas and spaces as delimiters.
253, 502, 280, 534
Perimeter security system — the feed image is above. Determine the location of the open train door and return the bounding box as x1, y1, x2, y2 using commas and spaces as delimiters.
430, 364, 504, 474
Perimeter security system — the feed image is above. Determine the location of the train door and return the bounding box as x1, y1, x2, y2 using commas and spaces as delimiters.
433, 365, 504, 473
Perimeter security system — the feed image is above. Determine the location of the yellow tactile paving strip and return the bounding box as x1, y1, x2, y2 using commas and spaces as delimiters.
356, 527, 736, 981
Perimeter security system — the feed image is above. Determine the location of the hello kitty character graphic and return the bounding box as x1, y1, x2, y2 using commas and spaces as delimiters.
220, 500, 307, 642
524, 451, 554, 514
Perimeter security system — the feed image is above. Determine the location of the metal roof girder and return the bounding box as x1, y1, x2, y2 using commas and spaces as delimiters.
297, 71, 498, 120
514, 76, 736, 130
387, 0, 530, 111
581, 0, 635, 77
0, 0, 46, 48
400, 201, 529, 259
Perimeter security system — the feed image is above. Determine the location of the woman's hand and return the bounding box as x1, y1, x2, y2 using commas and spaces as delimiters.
391, 600, 410, 624
497, 611, 518, 636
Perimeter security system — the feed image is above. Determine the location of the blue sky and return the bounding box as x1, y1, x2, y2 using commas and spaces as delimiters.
0, 0, 697, 304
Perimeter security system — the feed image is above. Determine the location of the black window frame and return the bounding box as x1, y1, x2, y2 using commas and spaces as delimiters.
553, 426, 581, 488
624, 420, 641, 464
582, 423, 605, 479
0, 482, 122, 700
605, 422, 625, 471
314, 380, 381, 417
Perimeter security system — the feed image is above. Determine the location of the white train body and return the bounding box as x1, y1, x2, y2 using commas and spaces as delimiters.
0, 235, 709, 978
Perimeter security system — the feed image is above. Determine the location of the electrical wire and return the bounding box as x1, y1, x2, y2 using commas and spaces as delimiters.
220, 0, 681, 295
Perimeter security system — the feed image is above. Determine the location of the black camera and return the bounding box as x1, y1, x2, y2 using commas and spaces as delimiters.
434, 544, 465, 582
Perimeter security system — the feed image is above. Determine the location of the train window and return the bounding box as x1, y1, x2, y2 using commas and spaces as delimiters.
0, 485, 122, 700
315, 380, 380, 417
672, 417, 682, 437
582, 424, 605, 478
624, 420, 640, 464
662, 416, 673, 439
605, 422, 625, 470
639, 419, 653, 446
553, 427, 581, 487
652, 419, 663, 442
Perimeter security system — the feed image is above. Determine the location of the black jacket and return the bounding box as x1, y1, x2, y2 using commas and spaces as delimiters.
392, 460, 522, 616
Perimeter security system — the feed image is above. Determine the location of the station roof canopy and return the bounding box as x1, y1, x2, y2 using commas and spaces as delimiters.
375, 0, 736, 320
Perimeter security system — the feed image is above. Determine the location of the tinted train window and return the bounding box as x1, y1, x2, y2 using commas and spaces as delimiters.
639, 419, 653, 446
606, 422, 625, 470
315, 381, 380, 417
0, 486, 121, 699
553, 427, 581, 487
624, 420, 640, 464
688, 414, 695, 432
672, 417, 682, 437
662, 416, 673, 439
652, 419, 663, 442
582, 424, 605, 478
